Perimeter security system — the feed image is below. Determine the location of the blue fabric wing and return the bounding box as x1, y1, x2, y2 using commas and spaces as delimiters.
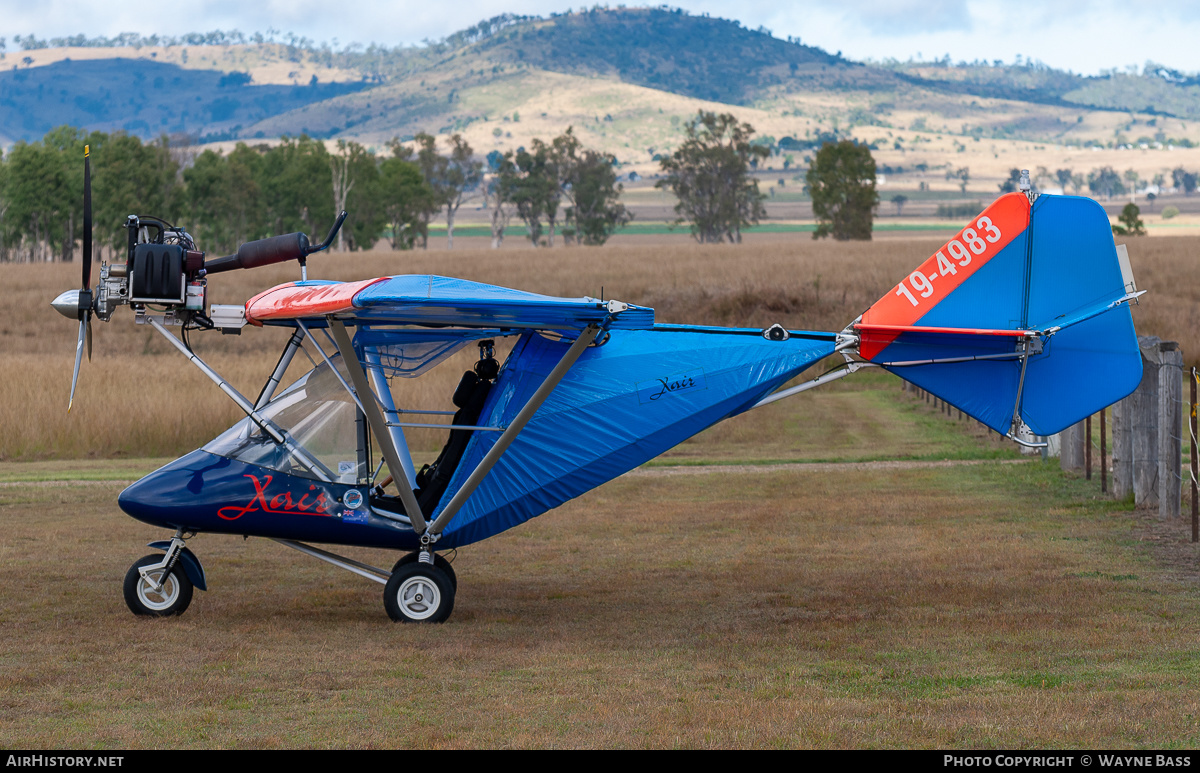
351, 275, 654, 330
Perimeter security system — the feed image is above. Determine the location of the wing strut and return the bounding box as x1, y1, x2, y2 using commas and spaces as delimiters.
255, 329, 305, 409
327, 318, 429, 533
365, 346, 418, 488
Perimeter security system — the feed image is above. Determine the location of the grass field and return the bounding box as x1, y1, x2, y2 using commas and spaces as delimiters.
3, 375, 1200, 748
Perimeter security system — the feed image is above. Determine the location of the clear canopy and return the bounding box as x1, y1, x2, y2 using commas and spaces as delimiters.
204, 354, 361, 483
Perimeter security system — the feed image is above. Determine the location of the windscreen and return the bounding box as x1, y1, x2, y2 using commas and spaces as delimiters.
203, 355, 362, 483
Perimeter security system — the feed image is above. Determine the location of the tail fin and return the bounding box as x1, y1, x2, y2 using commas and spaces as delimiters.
854, 192, 1142, 438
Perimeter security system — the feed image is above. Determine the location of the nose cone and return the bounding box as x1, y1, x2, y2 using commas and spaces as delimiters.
52, 290, 82, 319
118, 450, 235, 530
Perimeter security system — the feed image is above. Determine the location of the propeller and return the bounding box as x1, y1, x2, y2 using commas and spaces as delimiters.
51, 144, 94, 412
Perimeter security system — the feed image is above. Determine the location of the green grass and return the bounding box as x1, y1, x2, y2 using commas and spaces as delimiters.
0, 458, 174, 483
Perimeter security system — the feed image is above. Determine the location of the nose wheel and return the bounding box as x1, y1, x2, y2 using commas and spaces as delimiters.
123, 554, 194, 617
384, 562, 455, 623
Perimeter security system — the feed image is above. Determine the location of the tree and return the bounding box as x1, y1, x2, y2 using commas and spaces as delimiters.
1123, 168, 1141, 197
411, 132, 484, 249
1172, 167, 1197, 195
953, 167, 969, 193
0, 148, 9, 261
259, 135, 333, 239
379, 148, 433, 250
410, 133, 446, 248
1112, 203, 1145, 236
482, 151, 510, 249
40, 125, 87, 263
1055, 168, 1073, 194
340, 142, 386, 251
222, 143, 267, 245
184, 143, 266, 255
998, 168, 1023, 193
442, 135, 483, 249
5, 137, 71, 262
329, 140, 362, 251
1088, 167, 1125, 199
89, 132, 181, 257
484, 173, 511, 249
656, 111, 768, 244
0, 128, 182, 263
806, 140, 878, 241
552, 128, 631, 246
497, 144, 559, 247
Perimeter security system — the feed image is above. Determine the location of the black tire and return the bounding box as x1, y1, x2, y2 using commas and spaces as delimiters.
394, 551, 457, 590
123, 554, 194, 617
384, 563, 455, 623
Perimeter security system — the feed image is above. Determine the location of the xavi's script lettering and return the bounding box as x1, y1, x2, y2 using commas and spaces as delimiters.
217, 474, 335, 520
650, 374, 696, 401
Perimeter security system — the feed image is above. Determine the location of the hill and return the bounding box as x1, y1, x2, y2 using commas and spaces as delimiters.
5, 9, 1200, 149
0, 56, 365, 146
5, 7, 1200, 198
886, 59, 1200, 124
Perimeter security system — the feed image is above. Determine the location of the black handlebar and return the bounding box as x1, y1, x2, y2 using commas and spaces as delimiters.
204, 211, 348, 276
311, 210, 349, 255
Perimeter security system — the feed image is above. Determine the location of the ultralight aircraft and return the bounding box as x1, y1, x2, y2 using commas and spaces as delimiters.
53, 155, 1145, 623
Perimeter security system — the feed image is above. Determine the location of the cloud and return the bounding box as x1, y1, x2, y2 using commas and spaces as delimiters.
832, 0, 973, 36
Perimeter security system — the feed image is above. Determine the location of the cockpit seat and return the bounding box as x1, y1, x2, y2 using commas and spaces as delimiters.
414, 364, 495, 514
369, 356, 498, 519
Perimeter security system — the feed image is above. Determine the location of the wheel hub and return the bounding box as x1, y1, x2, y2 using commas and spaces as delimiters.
397, 577, 440, 620
136, 571, 179, 611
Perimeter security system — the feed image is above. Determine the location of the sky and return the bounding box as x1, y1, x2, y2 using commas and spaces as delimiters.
1, 0, 1195, 76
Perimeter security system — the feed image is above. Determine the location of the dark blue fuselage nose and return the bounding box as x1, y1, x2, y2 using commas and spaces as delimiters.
117, 449, 418, 550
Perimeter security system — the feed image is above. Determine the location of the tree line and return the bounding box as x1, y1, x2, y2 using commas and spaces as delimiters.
0, 125, 633, 262
0, 110, 872, 260
993, 165, 1200, 200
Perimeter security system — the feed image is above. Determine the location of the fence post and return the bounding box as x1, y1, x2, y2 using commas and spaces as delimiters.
1132, 336, 1162, 509
1158, 341, 1183, 520
1060, 421, 1085, 473
1112, 396, 1133, 500
1086, 415, 1093, 480
1101, 408, 1108, 494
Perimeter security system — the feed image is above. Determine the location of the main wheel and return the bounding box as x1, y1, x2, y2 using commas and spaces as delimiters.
384, 563, 455, 623
393, 552, 457, 590
123, 554, 194, 617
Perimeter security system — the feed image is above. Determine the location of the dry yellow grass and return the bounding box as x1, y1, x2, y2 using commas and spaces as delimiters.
2, 233, 1194, 461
